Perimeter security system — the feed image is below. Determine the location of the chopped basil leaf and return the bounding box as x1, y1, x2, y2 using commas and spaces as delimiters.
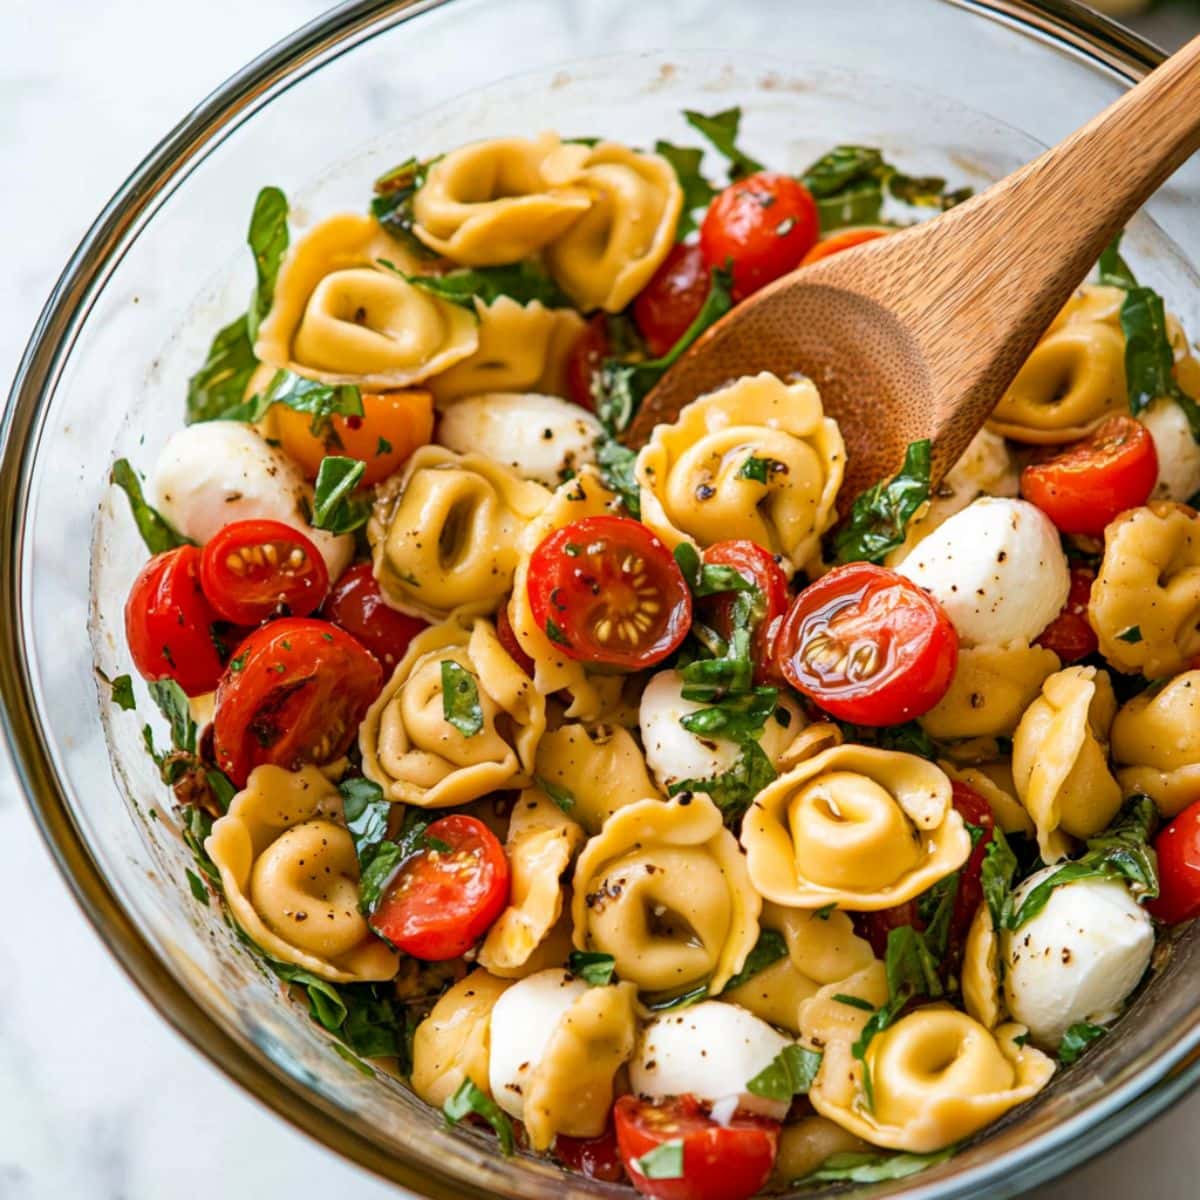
535, 775, 575, 813
668, 738, 776, 823
186, 315, 259, 424
654, 140, 717, 238
683, 107, 764, 180
814, 902, 836, 920
888, 172, 970, 210
246, 186, 289, 341
671, 542, 754, 598
798, 1147, 954, 1184
736, 455, 785, 484
981, 825, 1019, 932
148, 678, 196, 753
1098, 234, 1138, 290
380, 257, 571, 310
339, 777, 391, 860
722, 928, 788, 992
802, 145, 885, 199
634, 1139, 685, 1180
1117, 625, 1143, 644
833, 719, 936, 761
354, 805, 445, 917
568, 950, 616, 986
679, 686, 778, 740
376, 436, 392, 455
185, 867, 209, 906
443, 1079, 515, 1156
229, 651, 248, 672
640, 980, 710, 1013
233, 370, 364, 432
832, 993, 875, 1012
205, 768, 236, 813
746, 1043, 823, 1100
371, 156, 439, 259
110, 459, 191, 555
917, 871, 960, 959
1059, 1021, 1106, 1065
852, 925, 943, 1067
311, 456, 370, 533
594, 436, 641, 518
101, 671, 136, 712
440, 661, 483, 737
835, 439, 932, 564
545, 617, 571, 647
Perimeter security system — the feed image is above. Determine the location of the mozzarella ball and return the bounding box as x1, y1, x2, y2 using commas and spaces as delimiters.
151, 421, 353, 578
488, 969, 588, 1120
1143, 399, 1200, 503
897, 497, 1069, 647
437, 392, 602, 489
639, 669, 801, 792
1001, 869, 1153, 1050
630, 1001, 793, 1120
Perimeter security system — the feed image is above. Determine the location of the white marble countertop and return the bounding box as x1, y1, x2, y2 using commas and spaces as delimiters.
2, 2, 1199, 1196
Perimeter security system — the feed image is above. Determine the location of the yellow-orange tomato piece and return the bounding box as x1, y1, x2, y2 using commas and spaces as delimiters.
274, 390, 434, 485
800, 226, 889, 266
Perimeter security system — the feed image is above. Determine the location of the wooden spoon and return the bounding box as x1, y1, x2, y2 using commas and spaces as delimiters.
623, 34, 1200, 505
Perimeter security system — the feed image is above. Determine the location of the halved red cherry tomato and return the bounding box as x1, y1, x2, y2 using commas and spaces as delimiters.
556, 1124, 627, 1183
614, 1094, 779, 1200
1034, 564, 1098, 663
698, 540, 790, 686
1021, 416, 1158, 536
1149, 799, 1200, 924
775, 563, 958, 725
495, 600, 536, 678
853, 899, 923, 961
213, 618, 382, 785
948, 782, 995, 959
800, 226, 889, 265
200, 519, 328, 626
700, 172, 819, 300
320, 561, 427, 673
633, 242, 712, 357
527, 515, 692, 670
565, 314, 612, 412
125, 544, 224, 696
371, 815, 510, 959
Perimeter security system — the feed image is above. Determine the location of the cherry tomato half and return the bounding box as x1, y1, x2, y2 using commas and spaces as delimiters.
555, 1124, 627, 1183
526, 515, 692, 670
320, 561, 428, 673
199, 519, 329, 626
1034, 564, 1098, 664
853, 900, 923, 962
1021, 415, 1158, 536
496, 600, 536, 678
565, 314, 612, 412
614, 1094, 780, 1200
371, 815, 510, 959
125, 544, 225, 696
698, 540, 790, 686
213, 617, 383, 786
700, 172, 819, 300
633, 242, 712, 357
800, 226, 889, 266
774, 563, 958, 725
1149, 799, 1200, 925
947, 781, 995, 961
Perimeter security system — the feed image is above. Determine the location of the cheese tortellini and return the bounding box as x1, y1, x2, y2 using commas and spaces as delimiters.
206, 765, 398, 983
571, 794, 761, 1003
359, 619, 545, 807
1012, 666, 1121, 862
636, 372, 845, 573
254, 213, 478, 388
369, 445, 550, 621
1089, 502, 1200, 678
741, 745, 970, 910
1111, 671, 1200, 817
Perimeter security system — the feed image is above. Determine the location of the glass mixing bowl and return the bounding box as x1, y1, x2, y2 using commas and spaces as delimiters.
5, 1, 1200, 1195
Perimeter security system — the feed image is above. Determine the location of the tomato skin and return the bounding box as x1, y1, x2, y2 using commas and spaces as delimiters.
527, 515, 692, 670
1034, 565, 1098, 664
371, 815, 510, 959
565, 314, 611, 412
1021, 416, 1158, 536
854, 900, 923, 960
496, 601, 536, 678
774, 563, 958, 725
948, 782, 995, 958
614, 1095, 779, 1200
125, 545, 225, 696
699, 540, 790, 686
1149, 799, 1200, 924
213, 618, 383, 786
320, 562, 428, 674
700, 172, 819, 300
275, 390, 434, 486
555, 1125, 627, 1183
800, 226, 889, 265
633, 242, 712, 357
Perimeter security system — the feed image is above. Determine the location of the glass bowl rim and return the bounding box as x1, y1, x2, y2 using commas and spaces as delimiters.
3, 1, 1198, 1195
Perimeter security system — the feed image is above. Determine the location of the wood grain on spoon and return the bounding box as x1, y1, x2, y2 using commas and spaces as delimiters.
622, 34, 1200, 507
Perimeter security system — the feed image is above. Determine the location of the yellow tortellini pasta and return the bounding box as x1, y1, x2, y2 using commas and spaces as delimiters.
410, 970, 511, 1108
571, 793, 761, 1003
359, 619, 545, 807
411, 133, 591, 265
741, 745, 970, 910
989, 284, 1126, 443
254, 213, 478, 388
941, 759, 1035, 837
369, 445, 550, 621
1012, 666, 1121, 862
636, 373, 845, 573
1089, 502, 1200, 678
810, 1007, 1055, 1153
206, 765, 398, 983
534, 723, 660, 834
540, 140, 682, 311
427, 298, 584, 405
771, 1118, 872, 1187
919, 642, 1061, 741
478, 789, 585, 976
962, 904, 1003, 1030
1111, 671, 1200, 817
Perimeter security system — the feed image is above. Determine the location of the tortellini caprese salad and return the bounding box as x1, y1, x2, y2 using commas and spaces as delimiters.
107, 110, 1200, 1198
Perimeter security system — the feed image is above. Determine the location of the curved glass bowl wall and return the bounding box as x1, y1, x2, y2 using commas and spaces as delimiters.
4, 1, 1200, 1197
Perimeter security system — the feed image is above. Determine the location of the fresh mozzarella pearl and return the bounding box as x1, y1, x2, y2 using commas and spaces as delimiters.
437, 392, 602, 489
1001, 869, 1154, 1050
639, 670, 801, 792
487, 969, 589, 1120
151, 421, 353, 579
630, 1001, 793, 1120
1143, 399, 1200, 503
897, 497, 1069, 647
